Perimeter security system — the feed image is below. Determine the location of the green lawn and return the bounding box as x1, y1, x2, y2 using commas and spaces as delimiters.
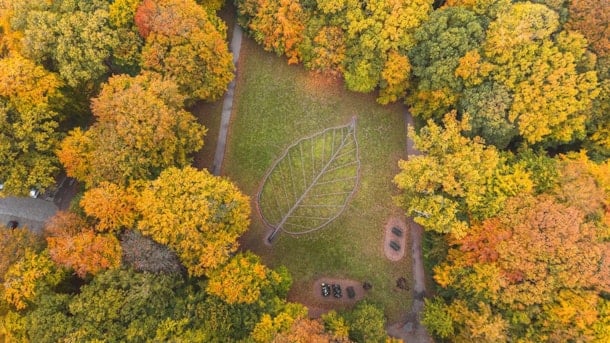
224, 37, 412, 322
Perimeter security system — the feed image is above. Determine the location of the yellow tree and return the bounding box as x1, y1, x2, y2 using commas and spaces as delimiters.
483, 4, 599, 145
2, 250, 63, 310
394, 112, 530, 237
137, 0, 234, 102
0, 226, 44, 281
207, 252, 286, 304
0, 54, 63, 196
137, 167, 250, 276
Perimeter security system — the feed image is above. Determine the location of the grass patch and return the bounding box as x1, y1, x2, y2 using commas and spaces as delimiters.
224, 37, 412, 322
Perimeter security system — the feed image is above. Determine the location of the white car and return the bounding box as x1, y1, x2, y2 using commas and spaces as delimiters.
29, 189, 40, 198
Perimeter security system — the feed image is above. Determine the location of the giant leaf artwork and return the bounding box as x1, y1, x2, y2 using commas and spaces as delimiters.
258, 118, 360, 242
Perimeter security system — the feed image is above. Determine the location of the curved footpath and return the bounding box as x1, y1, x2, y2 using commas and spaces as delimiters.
215, 22, 431, 341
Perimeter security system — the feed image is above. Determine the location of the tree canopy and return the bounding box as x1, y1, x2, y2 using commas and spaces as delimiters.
137, 0, 234, 102
58, 72, 205, 187
137, 167, 251, 276
0, 54, 63, 195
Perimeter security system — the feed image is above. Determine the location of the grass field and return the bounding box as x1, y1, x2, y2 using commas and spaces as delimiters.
224, 37, 412, 322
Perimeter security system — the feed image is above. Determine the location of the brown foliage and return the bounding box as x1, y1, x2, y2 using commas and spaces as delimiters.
567, 0, 610, 57
120, 230, 182, 274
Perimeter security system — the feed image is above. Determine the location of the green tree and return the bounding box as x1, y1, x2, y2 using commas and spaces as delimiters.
137, 167, 251, 276
345, 301, 388, 343
408, 6, 485, 119
459, 82, 516, 149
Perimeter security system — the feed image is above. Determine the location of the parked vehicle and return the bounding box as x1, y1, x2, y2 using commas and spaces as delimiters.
321, 283, 331, 297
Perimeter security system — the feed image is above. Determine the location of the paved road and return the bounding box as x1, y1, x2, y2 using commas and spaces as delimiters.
212, 23, 243, 176
0, 197, 58, 234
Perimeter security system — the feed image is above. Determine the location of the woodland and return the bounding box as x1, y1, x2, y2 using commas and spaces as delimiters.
0, 0, 608, 342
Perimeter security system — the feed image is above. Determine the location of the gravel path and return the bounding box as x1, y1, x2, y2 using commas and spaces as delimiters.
212, 23, 243, 176
387, 109, 433, 342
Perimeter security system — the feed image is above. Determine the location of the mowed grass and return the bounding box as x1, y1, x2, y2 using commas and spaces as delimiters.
224, 37, 412, 322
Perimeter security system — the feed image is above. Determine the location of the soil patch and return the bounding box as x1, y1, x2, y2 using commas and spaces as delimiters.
298, 277, 367, 318
384, 216, 407, 261
301, 71, 343, 99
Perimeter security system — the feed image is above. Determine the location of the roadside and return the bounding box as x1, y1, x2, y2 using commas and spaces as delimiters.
192, 2, 239, 172
387, 108, 432, 342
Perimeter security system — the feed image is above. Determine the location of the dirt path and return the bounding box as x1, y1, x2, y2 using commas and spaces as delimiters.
387, 109, 433, 342
384, 216, 407, 261
212, 23, 243, 175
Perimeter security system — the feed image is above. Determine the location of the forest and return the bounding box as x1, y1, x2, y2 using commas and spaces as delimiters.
0, 0, 608, 342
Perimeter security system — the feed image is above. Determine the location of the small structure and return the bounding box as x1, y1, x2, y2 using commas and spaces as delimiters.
391, 226, 403, 237
396, 277, 408, 290
332, 284, 342, 298
389, 240, 401, 251
346, 286, 356, 299
321, 283, 331, 297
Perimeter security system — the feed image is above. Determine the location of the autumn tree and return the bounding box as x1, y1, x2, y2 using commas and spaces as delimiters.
80, 182, 138, 232
429, 195, 610, 342
250, 302, 309, 342
481, 4, 600, 145
340, 0, 431, 99
237, 0, 432, 103
44, 212, 122, 278
137, 167, 250, 276
566, 0, 609, 59
394, 112, 532, 237
137, 0, 234, 102
9, 0, 120, 87
0, 226, 44, 281
0, 54, 63, 196
408, 6, 485, 119
58, 72, 205, 187
2, 249, 64, 310
207, 252, 289, 304
237, 0, 306, 64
